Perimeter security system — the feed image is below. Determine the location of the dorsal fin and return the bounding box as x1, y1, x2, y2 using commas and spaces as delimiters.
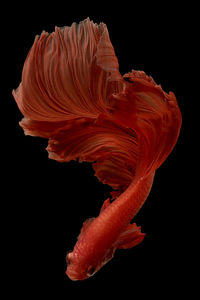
99, 198, 111, 214
78, 218, 95, 238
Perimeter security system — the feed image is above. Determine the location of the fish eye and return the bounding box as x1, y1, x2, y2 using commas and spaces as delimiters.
87, 266, 96, 277
66, 251, 72, 265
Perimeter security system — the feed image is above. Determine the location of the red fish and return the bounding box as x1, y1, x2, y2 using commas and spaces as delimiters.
13, 18, 182, 281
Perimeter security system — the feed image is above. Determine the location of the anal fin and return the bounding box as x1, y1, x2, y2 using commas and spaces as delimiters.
116, 223, 145, 249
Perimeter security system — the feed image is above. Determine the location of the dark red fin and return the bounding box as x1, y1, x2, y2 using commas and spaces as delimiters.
115, 223, 145, 249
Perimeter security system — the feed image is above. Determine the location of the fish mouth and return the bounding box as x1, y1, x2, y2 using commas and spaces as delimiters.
66, 267, 87, 281
65, 269, 79, 281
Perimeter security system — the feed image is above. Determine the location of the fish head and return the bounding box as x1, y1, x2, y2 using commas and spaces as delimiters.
66, 247, 115, 281
66, 251, 99, 281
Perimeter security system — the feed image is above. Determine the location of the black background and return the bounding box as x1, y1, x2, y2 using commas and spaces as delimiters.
5, 2, 194, 298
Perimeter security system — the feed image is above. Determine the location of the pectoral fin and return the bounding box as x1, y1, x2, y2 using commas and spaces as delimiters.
115, 223, 145, 249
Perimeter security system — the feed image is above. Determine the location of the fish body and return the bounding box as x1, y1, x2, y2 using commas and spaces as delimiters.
66, 171, 155, 280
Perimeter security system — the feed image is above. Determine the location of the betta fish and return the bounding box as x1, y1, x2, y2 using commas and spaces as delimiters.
13, 18, 182, 281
